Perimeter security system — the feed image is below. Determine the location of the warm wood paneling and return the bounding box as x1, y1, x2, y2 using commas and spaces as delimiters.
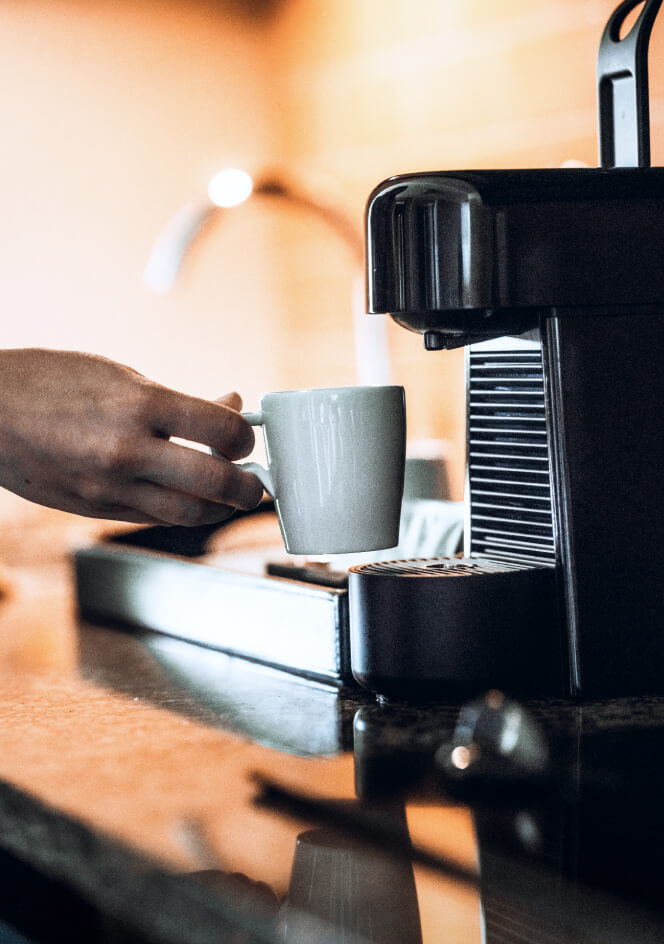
3, 0, 663, 520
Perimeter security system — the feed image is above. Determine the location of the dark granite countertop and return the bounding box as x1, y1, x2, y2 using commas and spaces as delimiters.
1, 529, 664, 944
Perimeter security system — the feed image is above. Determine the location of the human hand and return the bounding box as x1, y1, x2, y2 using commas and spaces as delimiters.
0, 349, 264, 526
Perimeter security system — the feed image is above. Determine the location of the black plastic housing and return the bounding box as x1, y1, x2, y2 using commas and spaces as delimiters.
357, 167, 664, 699
365, 167, 664, 347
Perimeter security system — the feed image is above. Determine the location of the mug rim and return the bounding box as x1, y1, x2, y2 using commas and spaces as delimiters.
259, 383, 404, 399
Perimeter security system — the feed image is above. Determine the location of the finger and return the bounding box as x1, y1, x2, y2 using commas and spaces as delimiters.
119, 480, 238, 527
87, 508, 174, 525
135, 438, 264, 509
215, 392, 243, 411
53, 489, 173, 525
149, 387, 254, 459
63, 478, 228, 526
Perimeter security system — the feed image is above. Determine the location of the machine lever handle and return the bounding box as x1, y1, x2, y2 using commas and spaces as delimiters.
597, 0, 663, 168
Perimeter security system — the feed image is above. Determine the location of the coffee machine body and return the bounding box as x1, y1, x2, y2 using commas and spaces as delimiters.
467, 314, 663, 697
351, 169, 664, 698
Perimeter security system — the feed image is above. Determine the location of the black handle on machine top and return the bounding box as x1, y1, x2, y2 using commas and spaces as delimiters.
598, 0, 662, 168
364, 0, 664, 340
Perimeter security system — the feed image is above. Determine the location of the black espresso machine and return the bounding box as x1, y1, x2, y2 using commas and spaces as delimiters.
349, 0, 664, 700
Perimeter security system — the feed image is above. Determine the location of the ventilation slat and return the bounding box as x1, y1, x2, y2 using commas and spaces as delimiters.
469, 453, 549, 463
470, 438, 549, 446
470, 475, 551, 489
470, 413, 546, 424
471, 432, 547, 438
472, 489, 552, 504
470, 399, 544, 405
471, 464, 550, 475
471, 530, 555, 548
473, 504, 552, 518
468, 345, 555, 567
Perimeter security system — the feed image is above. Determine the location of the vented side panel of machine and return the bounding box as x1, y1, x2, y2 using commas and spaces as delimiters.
467, 343, 556, 566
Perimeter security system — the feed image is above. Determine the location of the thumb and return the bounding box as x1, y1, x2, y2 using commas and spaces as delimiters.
215, 391, 243, 412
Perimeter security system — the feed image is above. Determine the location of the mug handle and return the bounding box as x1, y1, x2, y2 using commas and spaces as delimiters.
236, 411, 275, 497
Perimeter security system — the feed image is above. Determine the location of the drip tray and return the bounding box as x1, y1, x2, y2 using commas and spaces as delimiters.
74, 542, 351, 685
348, 556, 564, 698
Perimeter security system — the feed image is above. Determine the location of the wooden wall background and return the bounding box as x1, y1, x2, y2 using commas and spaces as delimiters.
1, 0, 663, 526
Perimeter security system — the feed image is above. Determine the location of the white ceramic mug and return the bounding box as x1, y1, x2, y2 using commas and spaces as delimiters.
239, 385, 406, 555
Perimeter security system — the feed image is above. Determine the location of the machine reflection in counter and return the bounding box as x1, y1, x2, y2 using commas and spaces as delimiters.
78, 622, 366, 757
181, 819, 424, 944
256, 689, 664, 944
280, 825, 422, 944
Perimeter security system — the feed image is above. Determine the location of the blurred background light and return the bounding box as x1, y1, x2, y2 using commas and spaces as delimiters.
208, 168, 254, 208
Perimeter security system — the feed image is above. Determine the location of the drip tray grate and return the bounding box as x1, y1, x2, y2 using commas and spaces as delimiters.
350, 557, 540, 578
348, 556, 562, 697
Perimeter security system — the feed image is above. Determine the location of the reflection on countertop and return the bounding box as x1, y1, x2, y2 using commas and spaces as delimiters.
1, 513, 664, 944
79, 623, 367, 757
